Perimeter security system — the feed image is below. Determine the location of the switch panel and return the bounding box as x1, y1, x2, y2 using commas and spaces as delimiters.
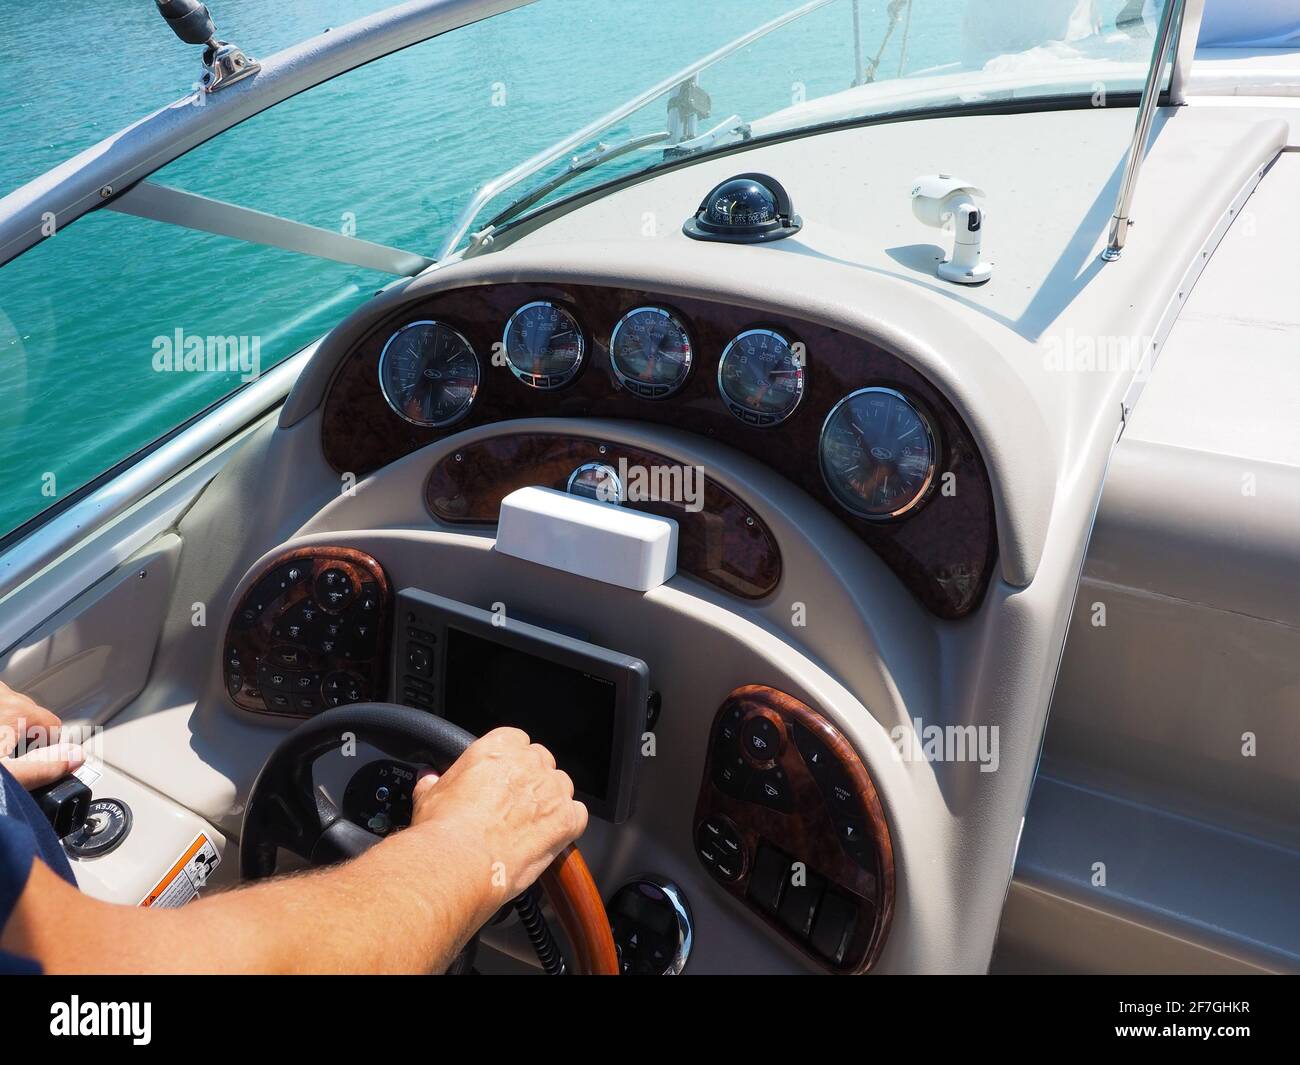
223, 548, 391, 717
693, 685, 894, 973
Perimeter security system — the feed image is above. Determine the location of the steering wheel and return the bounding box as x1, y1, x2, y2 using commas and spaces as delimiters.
239, 702, 619, 975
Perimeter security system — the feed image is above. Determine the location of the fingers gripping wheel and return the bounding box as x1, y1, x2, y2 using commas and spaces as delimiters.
238, 703, 618, 975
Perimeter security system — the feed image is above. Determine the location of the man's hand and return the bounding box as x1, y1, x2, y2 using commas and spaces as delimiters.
408, 727, 587, 906
3, 724, 587, 974
0, 680, 83, 790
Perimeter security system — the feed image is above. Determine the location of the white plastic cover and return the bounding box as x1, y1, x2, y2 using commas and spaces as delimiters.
495, 486, 678, 592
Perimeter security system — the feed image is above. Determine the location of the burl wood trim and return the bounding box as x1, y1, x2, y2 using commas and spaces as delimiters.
540, 844, 620, 976
694, 684, 895, 974
319, 282, 996, 618
224, 546, 391, 719
425, 433, 782, 600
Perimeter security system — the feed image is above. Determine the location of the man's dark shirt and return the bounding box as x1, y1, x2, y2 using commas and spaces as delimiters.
0, 761, 76, 973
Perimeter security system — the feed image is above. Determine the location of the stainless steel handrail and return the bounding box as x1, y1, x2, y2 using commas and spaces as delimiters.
1101, 0, 1189, 262
434, 0, 840, 259
0, 0, 537, 269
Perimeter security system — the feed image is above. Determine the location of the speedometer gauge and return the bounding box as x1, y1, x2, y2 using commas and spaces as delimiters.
502, 300, 586, 389
717, 328, 805, 426
378, 320, 480, 428
609, 306, 693, 398
819, 387, 938, 520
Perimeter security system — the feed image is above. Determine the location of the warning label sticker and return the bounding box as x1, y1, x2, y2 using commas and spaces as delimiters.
139, 834, 221, 908
72, 761, 102, 788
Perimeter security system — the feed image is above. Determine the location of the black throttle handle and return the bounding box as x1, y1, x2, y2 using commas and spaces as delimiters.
30, 775, 92, 840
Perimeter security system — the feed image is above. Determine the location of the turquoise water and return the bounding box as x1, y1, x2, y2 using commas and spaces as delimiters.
0, 0, 1146, 538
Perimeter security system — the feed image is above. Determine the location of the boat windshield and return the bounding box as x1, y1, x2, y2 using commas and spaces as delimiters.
444, 0, 1177, 254
0, 0, 1181, 541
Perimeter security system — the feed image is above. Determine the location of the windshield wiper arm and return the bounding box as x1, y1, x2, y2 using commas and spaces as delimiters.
481, 115, 754, 240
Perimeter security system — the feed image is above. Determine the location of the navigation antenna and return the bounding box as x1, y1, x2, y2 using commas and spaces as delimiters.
153, 0, 260, 93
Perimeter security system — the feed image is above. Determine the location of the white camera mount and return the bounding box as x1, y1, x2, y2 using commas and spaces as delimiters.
910, 174, 992, 285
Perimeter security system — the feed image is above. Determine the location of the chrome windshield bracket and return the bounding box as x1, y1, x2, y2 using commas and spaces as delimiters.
1101, 0, 1188, 262
202, 40, 261, 93
154, 2, 260, 93
667, 76, 712, 144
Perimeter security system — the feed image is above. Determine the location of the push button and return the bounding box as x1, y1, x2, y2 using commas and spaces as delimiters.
741, 716, 781, 763
271, 645, 303, 667
777, 869, 826, 939
716, 705, 744, 748
792, 722, 831, 774
315, 568, 354, 611
834, 815, 874, 869
810, 891, 858, 966
745, 767, 793, 812
713, 751, 750, 798
746, 843, 791, 914
407, 643, 433, 677
695, 816, 744, 883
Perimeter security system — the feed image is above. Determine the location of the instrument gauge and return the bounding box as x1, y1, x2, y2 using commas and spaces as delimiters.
609, 306, 693, 398
717, 328, 805, 426
819, 387, 938, 520
378, 321, 480, 428
502, 300, 586, 389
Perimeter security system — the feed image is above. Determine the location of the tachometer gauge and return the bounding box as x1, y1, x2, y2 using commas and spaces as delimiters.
819, 387, 938, 520
609, 306, 693, 398
378, 320, 480, 428
502, 300, 586, 389
717, 328, 805, 426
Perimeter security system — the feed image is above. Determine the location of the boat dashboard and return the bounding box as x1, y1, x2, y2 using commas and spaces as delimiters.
317, 281, 997, 620
217, 271, 996, 972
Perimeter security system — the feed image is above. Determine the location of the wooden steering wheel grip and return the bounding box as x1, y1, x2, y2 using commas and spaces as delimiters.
539, 844, 619, 975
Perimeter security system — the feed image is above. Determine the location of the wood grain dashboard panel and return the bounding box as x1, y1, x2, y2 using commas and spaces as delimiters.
694, 685, 894, 973
425, 433, 781, 599
224, 547, 391, 718
320, 282, 996, 617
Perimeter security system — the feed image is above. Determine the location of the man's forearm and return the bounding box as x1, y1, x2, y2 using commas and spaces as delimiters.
5, 826, 504, 974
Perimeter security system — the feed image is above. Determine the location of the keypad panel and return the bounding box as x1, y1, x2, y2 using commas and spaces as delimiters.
693, 685, 894, 973
224, 548, 391, 717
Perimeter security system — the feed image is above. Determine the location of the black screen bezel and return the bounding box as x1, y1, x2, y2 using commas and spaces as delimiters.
395, 590, 647, 822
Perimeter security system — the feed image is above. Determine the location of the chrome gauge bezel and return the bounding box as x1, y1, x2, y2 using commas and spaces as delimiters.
818, 386, 939, 521
377, 319, 481, 428
716, 327, 806, 427
501, 300, 587, 390
608, 305, 695, 399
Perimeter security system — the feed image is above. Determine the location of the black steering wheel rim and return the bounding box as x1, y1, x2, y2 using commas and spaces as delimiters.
239, 702, 477, 880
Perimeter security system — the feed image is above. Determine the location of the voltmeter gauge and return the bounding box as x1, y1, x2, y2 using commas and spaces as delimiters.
717, 328, 805, 426
503, 300, 586, 389
609, 306, 693, 398
819, 387, 938, 520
